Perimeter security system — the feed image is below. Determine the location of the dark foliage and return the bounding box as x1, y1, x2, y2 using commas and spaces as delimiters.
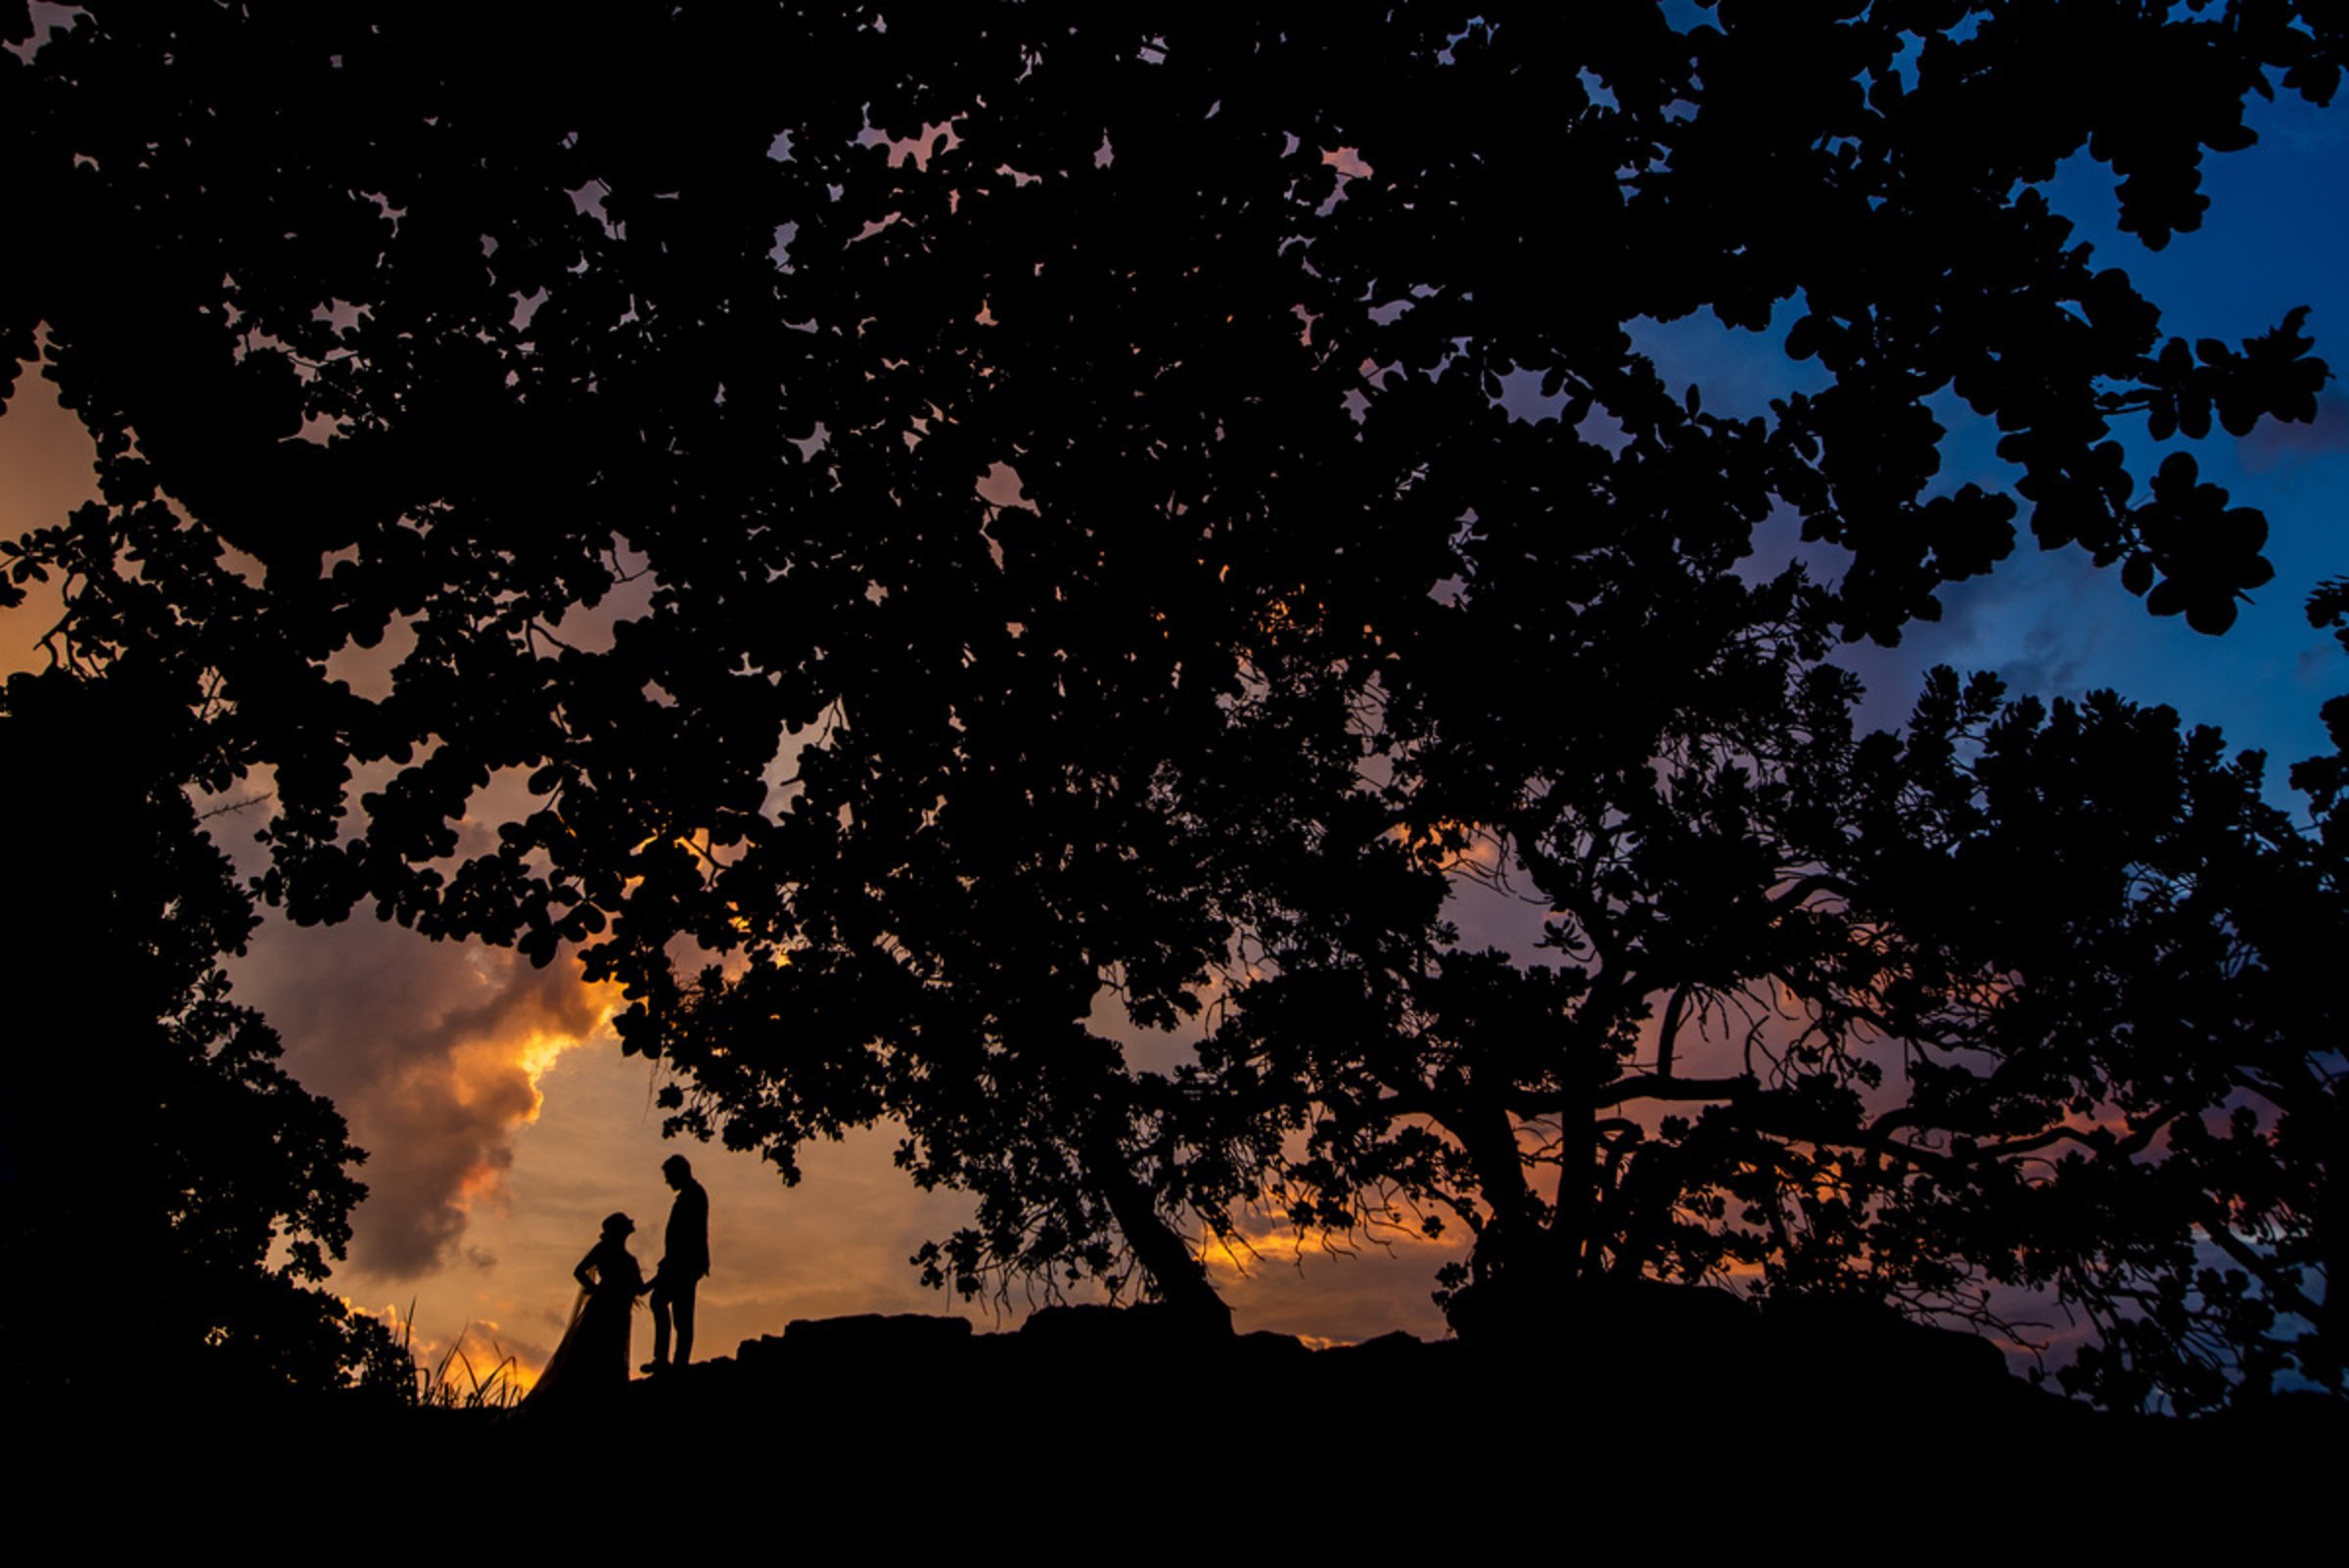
0, 670, 405, 1404
1229, 656, 2346, 1408
3, 2, 2340, 1405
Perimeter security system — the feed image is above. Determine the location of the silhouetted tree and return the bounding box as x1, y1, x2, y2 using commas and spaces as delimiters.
1220, 639, 2346, 1408
3, 2, 2339, 1390
0, 669, 405, 1404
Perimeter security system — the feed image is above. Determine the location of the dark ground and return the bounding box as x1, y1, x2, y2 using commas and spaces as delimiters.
30, 1289, 2342, 1540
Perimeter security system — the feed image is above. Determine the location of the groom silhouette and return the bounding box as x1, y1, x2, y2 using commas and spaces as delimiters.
642, 1154, 710, 1374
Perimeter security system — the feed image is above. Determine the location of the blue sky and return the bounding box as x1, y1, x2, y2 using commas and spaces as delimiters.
1631, 81, 2349, 798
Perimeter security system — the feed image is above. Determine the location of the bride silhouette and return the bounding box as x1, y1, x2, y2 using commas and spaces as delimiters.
520, 1212, 644, 1413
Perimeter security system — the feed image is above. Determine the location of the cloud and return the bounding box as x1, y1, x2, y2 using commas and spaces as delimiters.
2239, 392, 2349, 472
229, 915, 621, 1281
0, 349, 99, 678
1210, 1218, 1460, 1344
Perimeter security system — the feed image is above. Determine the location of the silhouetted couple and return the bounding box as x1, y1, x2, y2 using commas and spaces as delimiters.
521, 1155, 709, 1412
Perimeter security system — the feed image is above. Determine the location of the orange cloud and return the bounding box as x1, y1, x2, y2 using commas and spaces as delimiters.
1201, 1220, 1454, 1280
0, 346, 97, 678
1388, 818, 1503, 875
233, 917, 623, 1280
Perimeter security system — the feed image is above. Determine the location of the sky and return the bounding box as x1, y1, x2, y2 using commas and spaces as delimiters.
1636, 84, 2349, 765
3, 37, 2344, 1391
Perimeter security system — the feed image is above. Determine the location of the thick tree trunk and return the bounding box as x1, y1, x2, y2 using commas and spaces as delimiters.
1551, 1096, 1598, 1282
1078, 1116, 1232, 1338
1443, 1097, 1570, 1344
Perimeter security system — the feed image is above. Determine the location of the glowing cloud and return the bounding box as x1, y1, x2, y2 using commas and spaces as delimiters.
233, 916, 622, 1280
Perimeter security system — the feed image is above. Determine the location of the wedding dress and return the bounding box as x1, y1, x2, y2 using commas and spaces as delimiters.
520, 1223, 642, 1412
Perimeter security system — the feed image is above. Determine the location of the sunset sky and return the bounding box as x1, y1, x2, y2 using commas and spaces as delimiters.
4, 48, 2344, 1391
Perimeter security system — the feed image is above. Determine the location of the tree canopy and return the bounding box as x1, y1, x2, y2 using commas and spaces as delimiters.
0, 669, 406, 1403
4, 1, 2342, 1408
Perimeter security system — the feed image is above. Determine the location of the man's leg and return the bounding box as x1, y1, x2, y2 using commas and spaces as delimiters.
647, 1279, 673, 1370
671, 1279, 698, 1366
